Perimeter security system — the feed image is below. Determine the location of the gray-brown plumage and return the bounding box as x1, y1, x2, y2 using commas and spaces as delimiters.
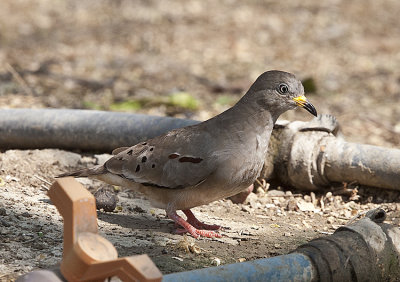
58, 70, 317, 238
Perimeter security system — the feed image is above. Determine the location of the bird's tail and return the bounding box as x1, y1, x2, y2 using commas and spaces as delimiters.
56, 165, 106, 178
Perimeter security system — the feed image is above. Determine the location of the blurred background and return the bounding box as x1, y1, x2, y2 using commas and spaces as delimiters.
0, 0, 399, 147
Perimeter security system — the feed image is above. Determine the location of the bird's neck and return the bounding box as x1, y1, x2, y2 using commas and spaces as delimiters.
232, 97, 277, 129
206, 97, 277, 138
235, 92, 283, 123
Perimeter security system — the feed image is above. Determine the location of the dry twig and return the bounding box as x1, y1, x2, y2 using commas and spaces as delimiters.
5, 63, 36, 96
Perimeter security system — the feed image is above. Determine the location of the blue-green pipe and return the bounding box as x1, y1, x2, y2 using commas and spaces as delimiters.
163, 253, 315, 282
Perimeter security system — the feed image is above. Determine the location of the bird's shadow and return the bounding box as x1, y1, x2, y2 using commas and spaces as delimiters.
97, 211, 173, 234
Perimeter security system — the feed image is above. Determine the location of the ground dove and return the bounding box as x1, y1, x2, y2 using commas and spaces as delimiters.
58, 70, 317, 238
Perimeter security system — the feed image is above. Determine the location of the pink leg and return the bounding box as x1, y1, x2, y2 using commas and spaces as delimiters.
228, 184, 254, 204
167, 210, 222, 239
182, 210, 220, 230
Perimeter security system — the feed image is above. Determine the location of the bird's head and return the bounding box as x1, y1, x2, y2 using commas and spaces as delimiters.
245, 70, 317, 117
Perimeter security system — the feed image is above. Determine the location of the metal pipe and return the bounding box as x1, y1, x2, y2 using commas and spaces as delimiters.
161, 209, 400, 282
267, 115, 400, 191
295, 208, 400, 281
0, 109, 197, 152
1, 109, 399, 191
162, 253, 314, 282
323, 139, 400, 190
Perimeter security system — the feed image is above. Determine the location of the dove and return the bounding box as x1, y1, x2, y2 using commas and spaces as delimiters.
58, 70, 317, 238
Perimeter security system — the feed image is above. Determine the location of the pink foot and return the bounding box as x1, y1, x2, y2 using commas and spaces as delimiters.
182, 210, 221, 230
167, 210, 222, 239
228, 184, 254, 204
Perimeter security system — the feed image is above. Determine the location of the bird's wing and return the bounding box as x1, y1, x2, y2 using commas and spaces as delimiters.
104, 125, 218, 189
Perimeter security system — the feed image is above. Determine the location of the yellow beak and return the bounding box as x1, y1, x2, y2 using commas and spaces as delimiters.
293, 95, 317, 116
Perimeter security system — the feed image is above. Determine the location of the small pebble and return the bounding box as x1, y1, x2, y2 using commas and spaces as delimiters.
172, 257, 183, 262
211, 257, 221, 266
94, 187, 118, 212
32, 242, 47, 250
265, 203, 276, 209
0, 207, 7, 216
327, 217, 335, 224
287, 198, 298, 211
304, 195, 312, 202
21, 212, 32, 218
131, 206, 146, 213
267, 190, 285, 197
0, 219, 11, 227
241, 205, 251, 213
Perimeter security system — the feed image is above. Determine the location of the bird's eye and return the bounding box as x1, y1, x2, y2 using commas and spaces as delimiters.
278, 83, 289, 94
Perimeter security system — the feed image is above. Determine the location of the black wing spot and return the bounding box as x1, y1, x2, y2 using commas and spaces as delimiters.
179, 156, 203, 163
127, 150, 133, 155
135, 165, 140, 172
149, 147, 154, 151
141, 156, 147, 163
168, 153, 180, 159
142, 142, 147, 145
152, 164, 155, 168
142, 182, 183, 189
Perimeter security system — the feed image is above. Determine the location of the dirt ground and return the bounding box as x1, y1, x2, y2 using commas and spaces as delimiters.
1, 0, 400, 281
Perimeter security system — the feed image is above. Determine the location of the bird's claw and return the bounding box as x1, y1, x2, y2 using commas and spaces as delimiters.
175, 227, 222, 239
169, 210, 222, 239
